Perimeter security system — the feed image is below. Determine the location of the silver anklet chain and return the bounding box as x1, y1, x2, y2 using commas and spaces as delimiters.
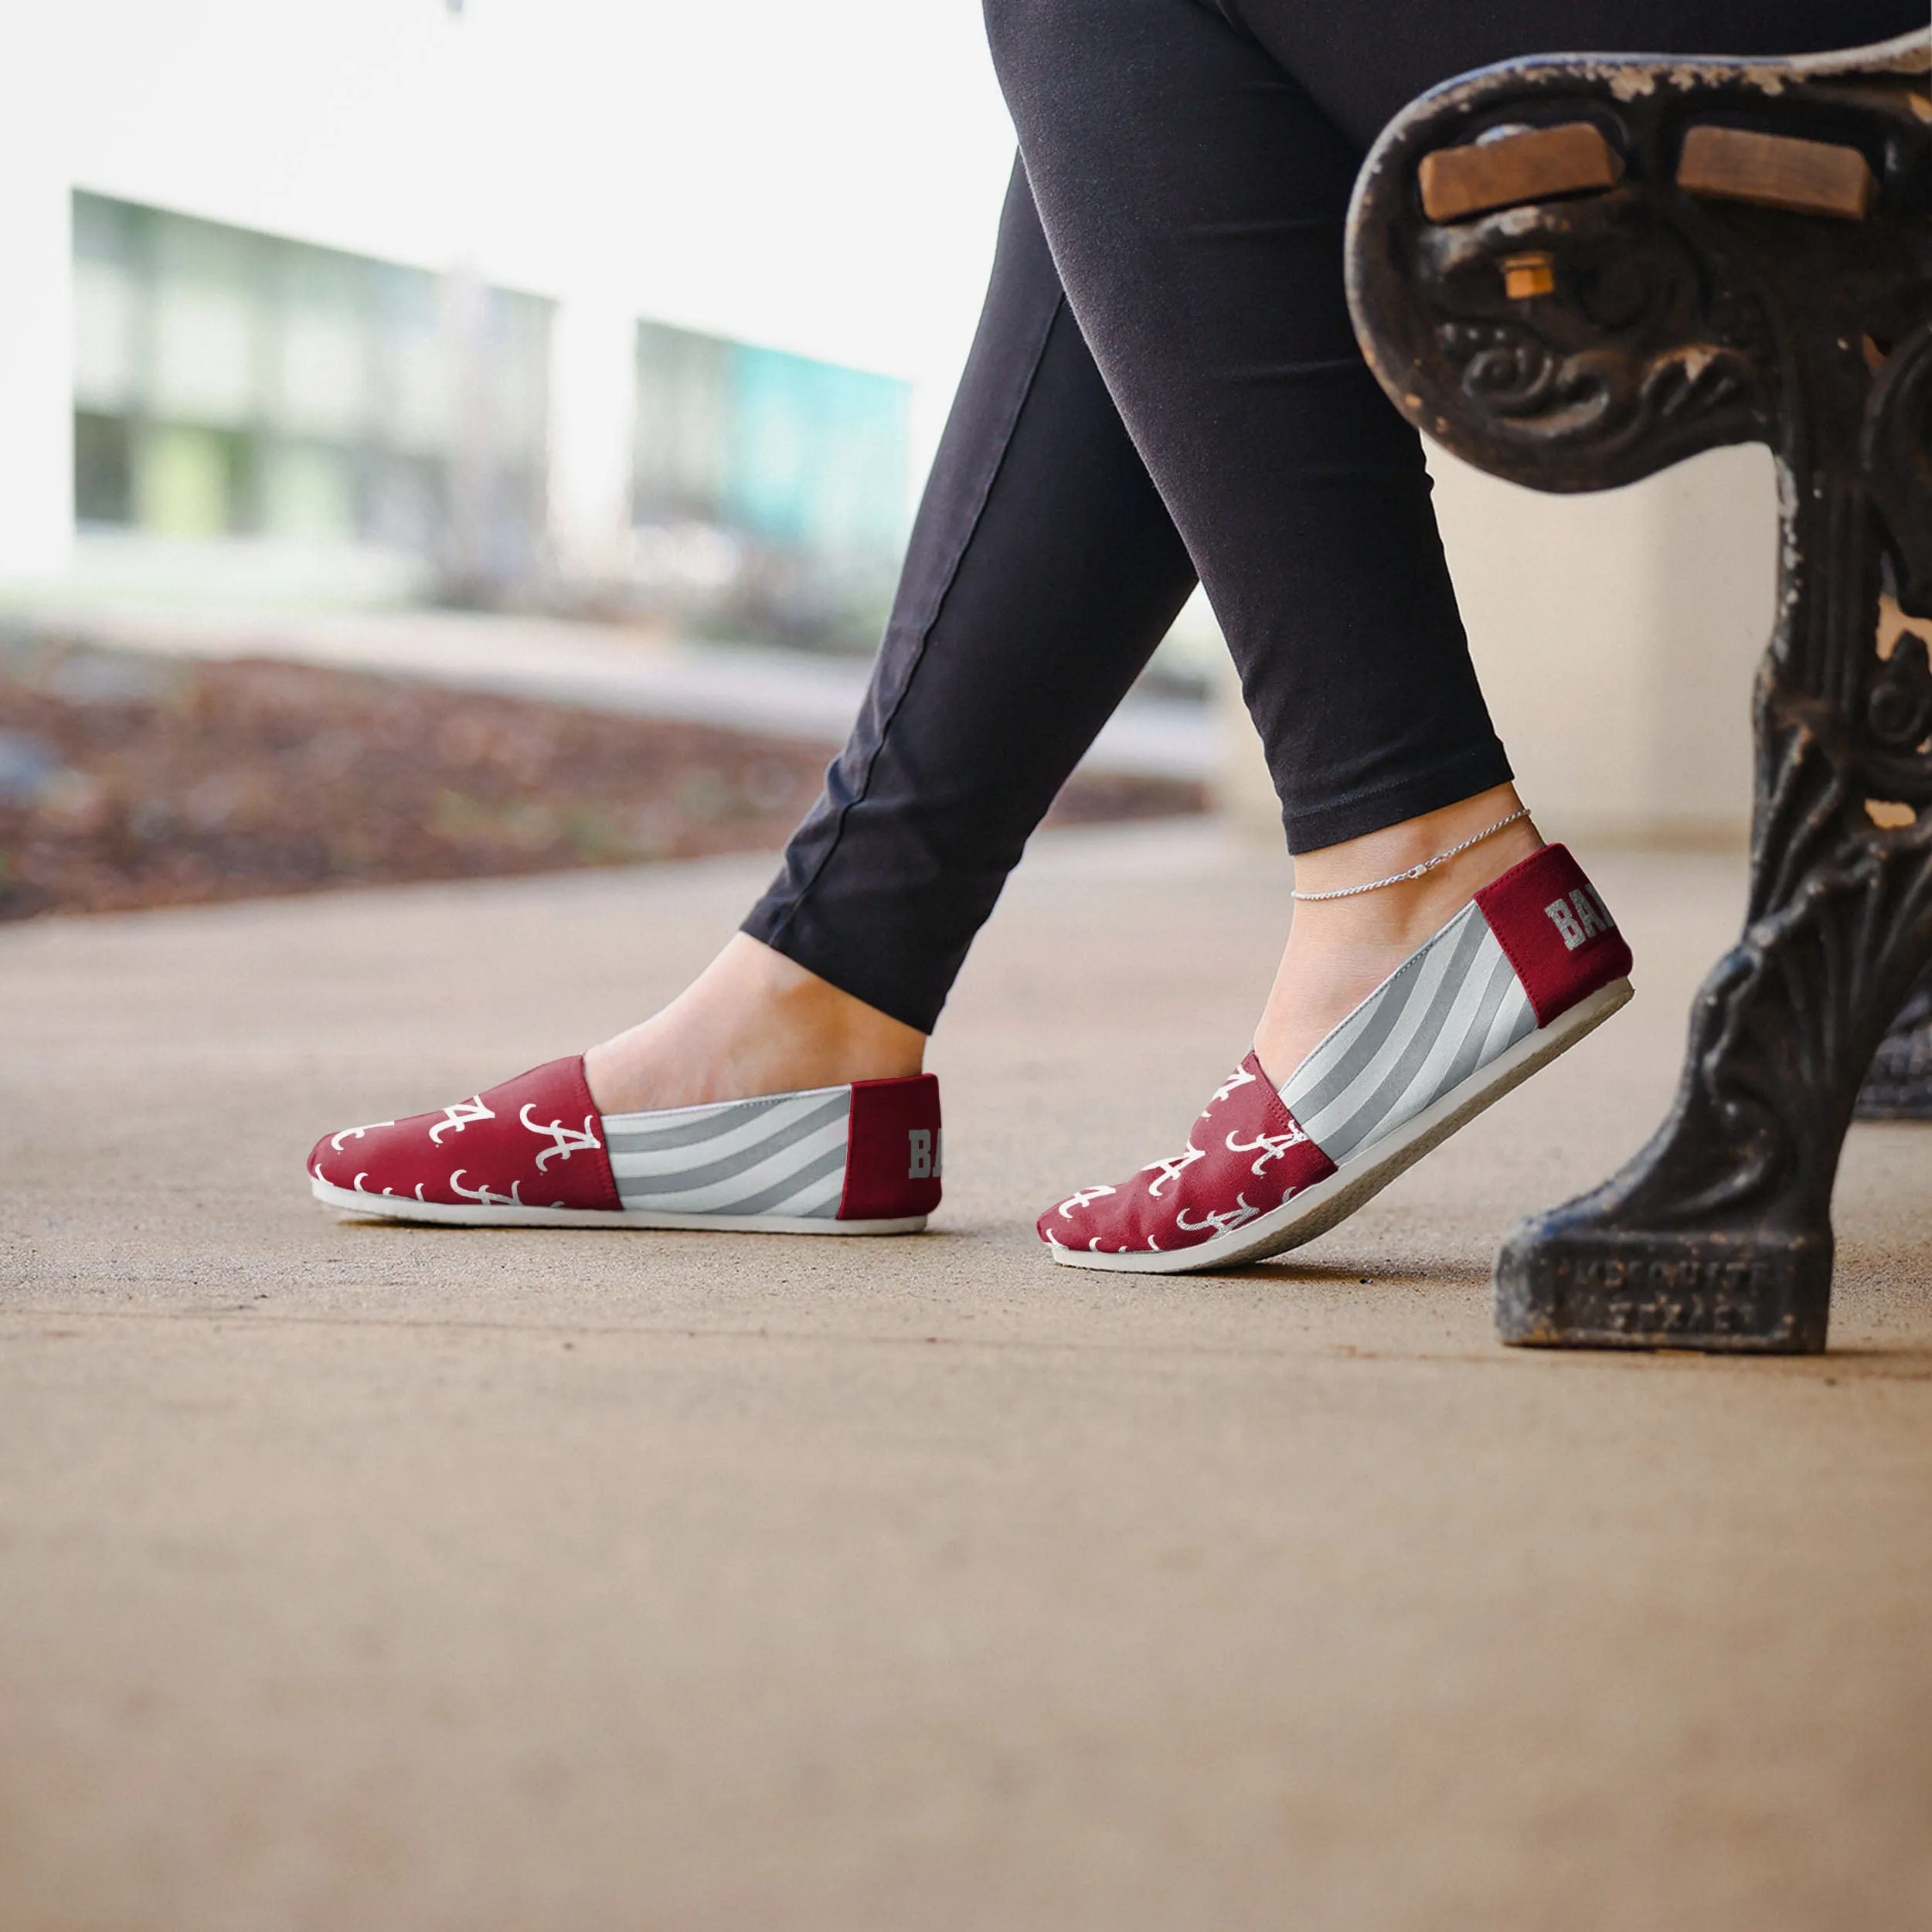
1290, 808, 1531, 903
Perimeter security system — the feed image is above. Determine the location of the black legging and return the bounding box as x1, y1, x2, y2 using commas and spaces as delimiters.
744, 0, 1924, 1035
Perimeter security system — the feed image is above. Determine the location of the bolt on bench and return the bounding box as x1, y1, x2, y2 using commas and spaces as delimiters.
1345, 29, 1932, 1354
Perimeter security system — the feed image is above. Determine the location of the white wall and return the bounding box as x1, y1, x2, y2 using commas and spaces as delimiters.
547, 291, 641, 579
1431, 444, 1778, 846
1215, 446, 1781, 849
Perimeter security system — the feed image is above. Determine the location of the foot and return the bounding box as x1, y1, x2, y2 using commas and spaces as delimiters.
309, 1051, 943, 1232
1254, 784, 1543, 1083
1041, 831, 1634, 1270
583, 932, 927, 1114
310, 936, 937, 1231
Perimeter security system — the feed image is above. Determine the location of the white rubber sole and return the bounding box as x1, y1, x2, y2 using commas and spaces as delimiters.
311, 1177, 927, 1235
1048, 975, 1634, 1275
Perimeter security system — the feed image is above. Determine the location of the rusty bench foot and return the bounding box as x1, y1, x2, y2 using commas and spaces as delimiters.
1495, 1219, 1831, 1354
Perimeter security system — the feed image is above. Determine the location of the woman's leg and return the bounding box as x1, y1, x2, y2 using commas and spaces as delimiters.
985, 0, 1512, 859
983, 0, 1926, 1082
986, 0, 1532, 1080
587, 163, 1199, 1111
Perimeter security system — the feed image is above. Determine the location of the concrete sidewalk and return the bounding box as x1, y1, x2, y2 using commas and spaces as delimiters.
2, 825, 1929, 1929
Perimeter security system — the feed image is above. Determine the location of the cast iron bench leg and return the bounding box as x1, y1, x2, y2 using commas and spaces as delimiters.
1345, 31, 1932, 1352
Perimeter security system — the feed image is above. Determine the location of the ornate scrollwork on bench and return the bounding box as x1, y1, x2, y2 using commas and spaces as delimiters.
1345, 31, 1932, 1352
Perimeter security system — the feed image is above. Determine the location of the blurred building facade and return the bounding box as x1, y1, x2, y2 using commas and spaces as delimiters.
71, 194, 553, 577
0, 0, 927, 645
47, 190, 912, 638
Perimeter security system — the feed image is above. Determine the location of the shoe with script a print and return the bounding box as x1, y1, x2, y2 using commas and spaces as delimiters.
1040, 844, 1633, 1273
309, 1056, 941, 1233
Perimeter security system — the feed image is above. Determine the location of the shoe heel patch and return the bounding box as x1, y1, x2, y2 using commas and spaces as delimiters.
841, 1074, 944, 1221
1474, 844, 1633, 1026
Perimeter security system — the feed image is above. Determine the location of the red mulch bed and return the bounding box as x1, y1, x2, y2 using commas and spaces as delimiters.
0, 639, 1202, 921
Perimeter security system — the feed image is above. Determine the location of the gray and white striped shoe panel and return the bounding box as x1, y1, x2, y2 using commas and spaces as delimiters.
1281, 903, 1536, 1165
602, 1087, 850, 1219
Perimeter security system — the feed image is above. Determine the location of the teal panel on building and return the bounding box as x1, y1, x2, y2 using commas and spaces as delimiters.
634, 321, 910, 566
724, 346, 910, 558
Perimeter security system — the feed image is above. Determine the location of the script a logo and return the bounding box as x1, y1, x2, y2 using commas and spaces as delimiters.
1545, 886, 1615, 953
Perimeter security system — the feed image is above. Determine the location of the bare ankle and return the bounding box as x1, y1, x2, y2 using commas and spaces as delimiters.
1289, 785, 1540, 935
1254, 787, 1543, 1081
583, 935, 926, 1114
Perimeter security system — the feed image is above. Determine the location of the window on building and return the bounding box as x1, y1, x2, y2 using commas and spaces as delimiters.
71, 191, 553, 585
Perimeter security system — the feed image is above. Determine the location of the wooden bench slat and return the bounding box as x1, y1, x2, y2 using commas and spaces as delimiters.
1417, 122, 1621, 223
1676, 125, 1876, 220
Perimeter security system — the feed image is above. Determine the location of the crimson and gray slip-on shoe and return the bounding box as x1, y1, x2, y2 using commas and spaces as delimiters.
309, 1056, 942, 1233
1039, 843, 1633, 1274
